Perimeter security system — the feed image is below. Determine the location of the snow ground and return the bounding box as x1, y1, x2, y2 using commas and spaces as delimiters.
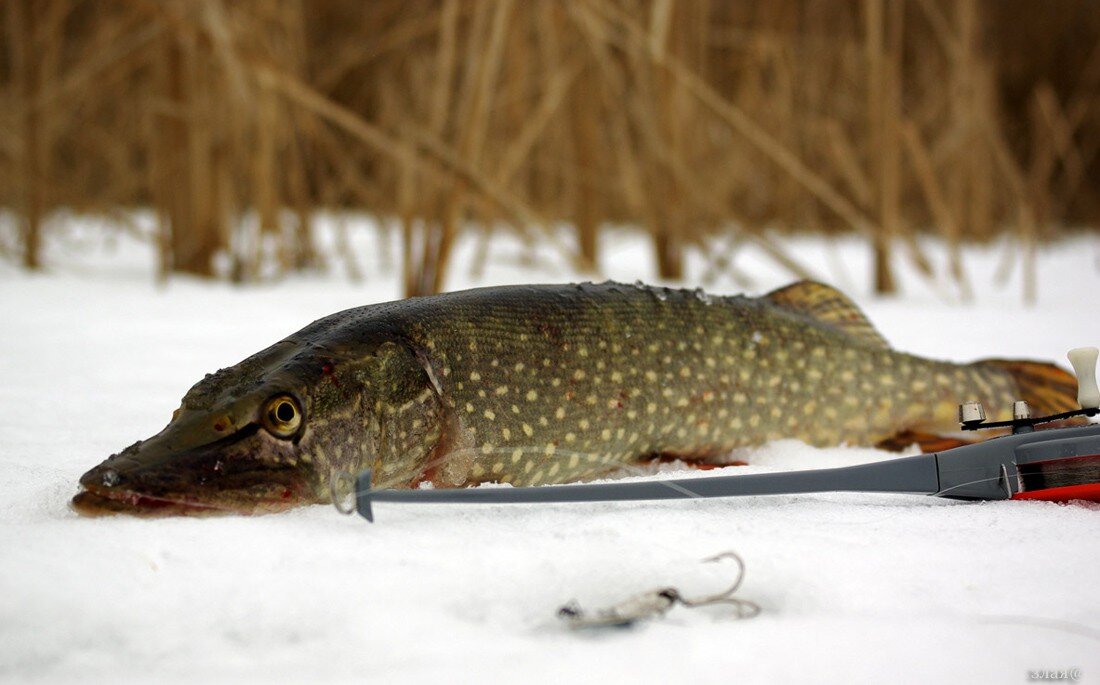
1, 217, 1099, 684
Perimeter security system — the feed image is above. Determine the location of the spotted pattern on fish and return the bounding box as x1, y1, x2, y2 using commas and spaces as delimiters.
368, 281, 1019, 488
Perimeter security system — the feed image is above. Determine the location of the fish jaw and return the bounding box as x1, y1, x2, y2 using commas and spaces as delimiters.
70, 488, 254, 517
71, 429, 319, 517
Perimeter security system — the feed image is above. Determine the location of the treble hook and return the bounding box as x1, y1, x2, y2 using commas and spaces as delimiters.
558, 551, 760, 629
677, 551, 758, 617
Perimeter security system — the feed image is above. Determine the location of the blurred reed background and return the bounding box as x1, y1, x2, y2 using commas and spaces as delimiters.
1, 0, 1098, 299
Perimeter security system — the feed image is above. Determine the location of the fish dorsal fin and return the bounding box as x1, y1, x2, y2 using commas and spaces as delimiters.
764, 281, 890, 349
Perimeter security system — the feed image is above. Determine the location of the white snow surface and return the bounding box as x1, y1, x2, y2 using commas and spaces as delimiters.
2, 218, 1099, 684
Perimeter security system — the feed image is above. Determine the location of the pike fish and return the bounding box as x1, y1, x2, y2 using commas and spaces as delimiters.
72, 280, 1078, 516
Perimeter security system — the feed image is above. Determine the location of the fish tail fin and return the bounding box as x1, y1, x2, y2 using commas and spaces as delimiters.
977, 359, 1081, 417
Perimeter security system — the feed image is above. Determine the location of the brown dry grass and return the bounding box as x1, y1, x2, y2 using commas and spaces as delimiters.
1, 0, 1098, 300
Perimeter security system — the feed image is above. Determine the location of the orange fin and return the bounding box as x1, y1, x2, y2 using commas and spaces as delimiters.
977, 359, 1080, 416
649, 453, 749, 470
875, 430, 975, 454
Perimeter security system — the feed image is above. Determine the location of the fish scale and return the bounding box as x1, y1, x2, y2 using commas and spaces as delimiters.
71, 280, 1079, 515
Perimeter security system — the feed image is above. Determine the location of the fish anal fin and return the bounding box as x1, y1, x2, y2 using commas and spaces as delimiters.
875, 430, 975, 454
648, 451, 749, 469
765, 280, 890, 349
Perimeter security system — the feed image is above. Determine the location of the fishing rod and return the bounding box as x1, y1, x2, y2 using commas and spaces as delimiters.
349, 347, 1100, 522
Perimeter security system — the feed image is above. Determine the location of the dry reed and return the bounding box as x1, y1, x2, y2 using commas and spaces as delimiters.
1, 0, 1097, 300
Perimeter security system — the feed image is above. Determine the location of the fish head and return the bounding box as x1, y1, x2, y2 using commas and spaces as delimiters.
72, 338, 388, 516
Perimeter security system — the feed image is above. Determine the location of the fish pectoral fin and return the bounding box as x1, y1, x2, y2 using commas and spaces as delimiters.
764, 280, 890, 349
874, 430, 975, 454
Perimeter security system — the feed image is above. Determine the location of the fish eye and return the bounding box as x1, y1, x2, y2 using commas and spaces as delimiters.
262, 395, 302, 439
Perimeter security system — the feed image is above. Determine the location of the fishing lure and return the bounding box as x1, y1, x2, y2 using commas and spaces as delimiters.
557, 552, 759, 629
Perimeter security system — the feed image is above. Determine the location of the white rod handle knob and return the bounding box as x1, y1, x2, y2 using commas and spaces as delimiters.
1067, 347, 1100, 410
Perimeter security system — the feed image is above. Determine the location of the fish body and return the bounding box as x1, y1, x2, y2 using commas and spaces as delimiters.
72, 281, 1077, 515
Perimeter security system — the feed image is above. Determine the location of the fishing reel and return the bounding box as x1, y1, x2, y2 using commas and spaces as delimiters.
958, 347, 1099, 435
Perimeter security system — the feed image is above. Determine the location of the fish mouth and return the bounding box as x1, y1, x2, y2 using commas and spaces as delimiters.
71, 486, 245, 517
72, 427, 316, 517
70, 476, 310, 517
